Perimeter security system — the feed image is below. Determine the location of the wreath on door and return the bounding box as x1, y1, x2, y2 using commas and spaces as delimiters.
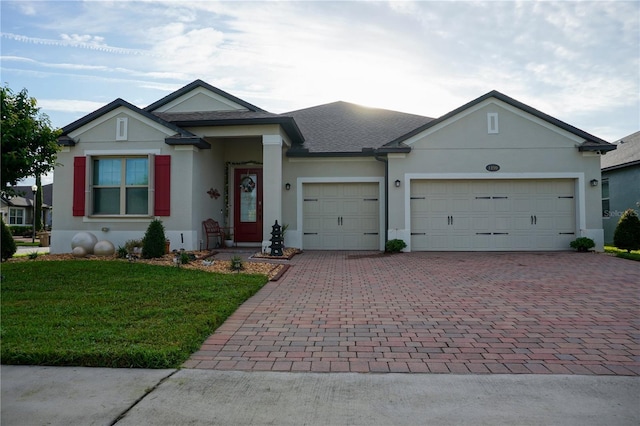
240, 176, 256, 193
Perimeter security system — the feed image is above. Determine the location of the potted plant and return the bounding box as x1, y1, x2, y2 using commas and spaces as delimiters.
224, 233, 234, 248
570, 237, 595, 252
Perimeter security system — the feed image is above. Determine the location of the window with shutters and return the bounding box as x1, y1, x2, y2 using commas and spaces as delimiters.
73, 154, 170, 217
92, 157, 149, 215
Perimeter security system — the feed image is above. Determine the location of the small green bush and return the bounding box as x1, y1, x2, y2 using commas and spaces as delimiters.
116, 246, 128, 259
124, 239, 143, 253
1, 219, 17, 261
613, 208, 640, 253
142, 220, 166, 259
230, 255, 244, 271
385, 239, 407, 253
570, 237, 595, 252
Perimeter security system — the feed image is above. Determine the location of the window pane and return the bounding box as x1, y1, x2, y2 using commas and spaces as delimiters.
93, 188, 120, 214
602, 199, 610, 218
126, 158, 148, 185
126, 188, 148, 214
601, 179, 609, 199
94, 159, 121, 185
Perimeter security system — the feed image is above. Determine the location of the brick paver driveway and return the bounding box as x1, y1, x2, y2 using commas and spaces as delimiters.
186, 251, 640, 375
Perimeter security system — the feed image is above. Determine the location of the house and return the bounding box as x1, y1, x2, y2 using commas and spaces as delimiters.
601, 131, 640, 244
51, 80, 615, 254
1, 184, 53, 230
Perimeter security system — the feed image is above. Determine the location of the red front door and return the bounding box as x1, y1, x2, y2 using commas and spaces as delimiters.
234, 168, 263, 242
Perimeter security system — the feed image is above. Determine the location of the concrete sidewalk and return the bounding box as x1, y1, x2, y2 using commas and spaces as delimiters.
2, 366, 638, 426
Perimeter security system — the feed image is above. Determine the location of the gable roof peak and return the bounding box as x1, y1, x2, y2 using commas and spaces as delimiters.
144, 79, 267, 113
59, 96, 194, 141
386, 89, 614, 152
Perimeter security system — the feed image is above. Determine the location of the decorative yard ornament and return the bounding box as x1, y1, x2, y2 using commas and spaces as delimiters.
269, 220, 284, 256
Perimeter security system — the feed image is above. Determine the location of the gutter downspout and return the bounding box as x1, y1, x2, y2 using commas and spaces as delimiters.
375, 154, 389, 245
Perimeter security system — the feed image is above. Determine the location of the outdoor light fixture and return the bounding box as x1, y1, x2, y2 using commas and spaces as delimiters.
31, 184, 38, 243
394, 179, 401, 188
285, 183, 291, 190
590, 179, 599, 187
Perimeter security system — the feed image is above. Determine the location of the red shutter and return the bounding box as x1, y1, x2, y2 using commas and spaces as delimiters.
154, 155, 171, 216
73, 156, 86, 216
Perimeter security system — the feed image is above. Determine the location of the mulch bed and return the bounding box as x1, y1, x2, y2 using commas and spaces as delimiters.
8, 250, 294, 281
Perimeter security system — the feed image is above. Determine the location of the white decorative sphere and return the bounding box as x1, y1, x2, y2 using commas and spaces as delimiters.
72, 246, 87, 258
71, 232, 98, 254
94, 240, 115, 256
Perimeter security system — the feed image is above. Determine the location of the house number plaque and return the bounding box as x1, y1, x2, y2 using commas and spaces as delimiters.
486, 164, 500, 172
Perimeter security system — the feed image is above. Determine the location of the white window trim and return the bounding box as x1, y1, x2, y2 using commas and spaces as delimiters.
487, 113, 499, 134
87, 154, 154, 217
601, 177, 610, 219
9, 207, 25, 225
116, 117, 128, 141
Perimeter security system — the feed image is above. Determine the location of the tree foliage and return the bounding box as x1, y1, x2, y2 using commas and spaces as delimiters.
142, 219, 167, 259
1, 219, 17, 261
613, 208, 640, 253
1, 85, 60, 193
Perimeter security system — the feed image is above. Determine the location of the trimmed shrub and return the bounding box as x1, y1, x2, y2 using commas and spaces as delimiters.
1, 219, 17, 261
613, 208, 640, 253
385, 239, 407, 253
570, 237, 595, 252
142, 219, 166, 259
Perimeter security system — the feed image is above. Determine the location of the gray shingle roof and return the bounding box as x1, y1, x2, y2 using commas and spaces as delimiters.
285, 101, 433, 154
5, 184, 53, 207
601, 131, 640, 171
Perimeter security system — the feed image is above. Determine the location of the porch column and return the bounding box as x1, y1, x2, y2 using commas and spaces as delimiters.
262, 134, 283, 247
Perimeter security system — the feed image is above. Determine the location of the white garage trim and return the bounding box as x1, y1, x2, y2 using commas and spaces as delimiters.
295, 177, 385, 250
401, 173, 586, 252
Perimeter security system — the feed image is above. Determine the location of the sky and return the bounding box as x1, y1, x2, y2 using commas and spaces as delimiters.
1, 0, 639, 186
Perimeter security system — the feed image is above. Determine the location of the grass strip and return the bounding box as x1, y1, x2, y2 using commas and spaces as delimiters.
1, 261, 267, 368
604, 246, 640, 262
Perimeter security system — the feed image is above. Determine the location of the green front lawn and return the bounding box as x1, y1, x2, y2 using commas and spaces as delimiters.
604, 246, 640, 261
0, 261, 268, 368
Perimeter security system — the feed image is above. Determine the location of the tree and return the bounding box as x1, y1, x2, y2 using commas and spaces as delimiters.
1, 218, 17, 261
142, 219, 167, 259
1, 85, 60, 194
613, 208, 640, 253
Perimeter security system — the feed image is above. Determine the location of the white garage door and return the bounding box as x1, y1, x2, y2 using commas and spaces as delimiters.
303, 183, 380, 250
410, 179, 576, 251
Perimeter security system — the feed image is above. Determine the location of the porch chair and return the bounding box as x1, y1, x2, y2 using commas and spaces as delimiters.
202, 219, 225, 249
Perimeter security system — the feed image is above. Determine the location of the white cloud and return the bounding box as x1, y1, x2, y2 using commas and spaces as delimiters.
2, 0, 637, 141
38, 99, 108, 113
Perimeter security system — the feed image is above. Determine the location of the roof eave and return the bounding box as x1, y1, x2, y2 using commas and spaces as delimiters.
169, 116, 305, 145
578, 143, 617, 153
165, 136, 211, 149
602, 159, 640, 172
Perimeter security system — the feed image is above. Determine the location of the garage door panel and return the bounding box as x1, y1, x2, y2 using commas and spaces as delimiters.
411, 179, 576, 251
303, 183, 380, 250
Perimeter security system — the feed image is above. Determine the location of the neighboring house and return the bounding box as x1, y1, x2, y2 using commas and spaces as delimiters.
51, 80, 615, 254
601, 131, 640, 244
0, 184, 53, 229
